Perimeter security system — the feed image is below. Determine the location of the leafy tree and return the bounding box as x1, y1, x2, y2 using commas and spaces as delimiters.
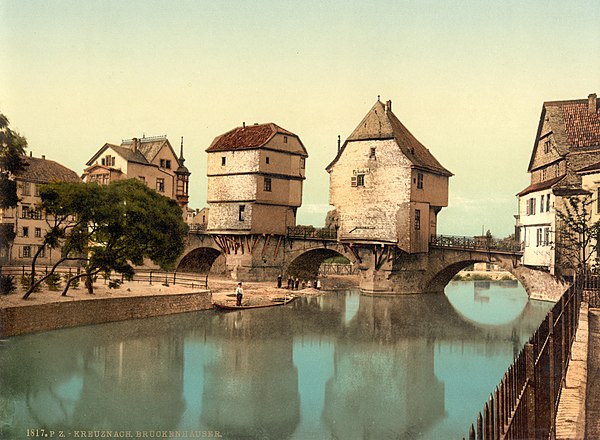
0, 112, 28, 208
23, 179, 188, 298
555, 193, 600, 275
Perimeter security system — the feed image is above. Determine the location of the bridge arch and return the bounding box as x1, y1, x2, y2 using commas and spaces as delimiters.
285, 248, 355, 280
423, 251, 530, 296
176, 247, 227, 274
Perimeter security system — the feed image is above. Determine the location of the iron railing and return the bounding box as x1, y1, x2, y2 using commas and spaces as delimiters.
0, 266, 209, 290
287, 226, 337, 240
465, 279, 582, 439
319, 263, 358, 276
431, 234, 522, 253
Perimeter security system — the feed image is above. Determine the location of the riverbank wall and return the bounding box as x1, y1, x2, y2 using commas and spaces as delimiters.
0, 290, 212, 337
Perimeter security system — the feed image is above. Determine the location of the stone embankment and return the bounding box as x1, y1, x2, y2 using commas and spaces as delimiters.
0, 275, 359, 337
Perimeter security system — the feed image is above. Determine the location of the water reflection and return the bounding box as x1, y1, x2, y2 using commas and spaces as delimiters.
0, 282, 553, 440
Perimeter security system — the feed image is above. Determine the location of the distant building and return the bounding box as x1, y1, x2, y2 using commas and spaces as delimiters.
516, 93, 600, 276
205, 123, 308, 234
326, 98, 452, 253
0, 154, 81, 265
186, 207, 209, 231
82, 135, 191, 209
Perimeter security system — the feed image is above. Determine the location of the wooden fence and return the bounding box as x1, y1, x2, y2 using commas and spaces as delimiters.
465, 279, 581, 439
0, 266, 209, 290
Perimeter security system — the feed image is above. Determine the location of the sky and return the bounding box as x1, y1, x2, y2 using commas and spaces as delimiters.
1, 0, 599, 238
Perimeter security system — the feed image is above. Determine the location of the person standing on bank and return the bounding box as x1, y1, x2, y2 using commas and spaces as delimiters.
277, 274, 282, 288
236, 282, 244, 306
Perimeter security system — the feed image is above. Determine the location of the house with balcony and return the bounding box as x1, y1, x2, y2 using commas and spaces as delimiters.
0, 154, 81, 265
82, 135, 191, 210
516, 93, 600, 276
205, 122, 308, 235
326, 98, 452, 253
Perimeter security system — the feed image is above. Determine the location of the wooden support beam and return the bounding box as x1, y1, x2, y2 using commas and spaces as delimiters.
262, 234, 271, 257
274, 235, 282, 258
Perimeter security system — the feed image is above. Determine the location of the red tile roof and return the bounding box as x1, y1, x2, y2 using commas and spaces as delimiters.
517, 174, 565, 196
559, 98, 600, 148
206, 123, 306, 155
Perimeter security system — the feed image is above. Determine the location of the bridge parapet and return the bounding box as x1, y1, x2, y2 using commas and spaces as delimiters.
431, 234, 522, 254
287, 226, 337, 240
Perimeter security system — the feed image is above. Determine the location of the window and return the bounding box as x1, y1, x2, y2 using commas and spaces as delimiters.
544, 140, 551, 154
541, 168, 547, 181
101, 158, 105, 165
23, 245, 31, 258
166, 160, 171, 169
156, 178, 165, 192
138, 176, 146, 185
160, 159, 165, 168
540, 195, 545, 212
266, 156, 270, 164
35, 227, 41, 238
22, 227, 29, 237
351, 174, 365, 187
31, 209, 42, 220
300, 158, 305, 169
221, 157, 226, 166
22, 182, 31, 196
555, 163, 560, 177
536, 228, 543, 247
526, 198, 536, 215
546, 194, 551, 212
264, 177, 272, 192
544, 227, 550, 246
369, 147, 376, 158
37, 245, 45, 257
417, 173, 424, 189
21, 206, 30, 218
239, 205, 246, 221
33, 184, 39, 196
415, 209, 421, 230
283, 136, 288, 143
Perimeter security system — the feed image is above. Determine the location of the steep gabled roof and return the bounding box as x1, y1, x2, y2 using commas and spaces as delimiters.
527, 94, 600, 172
121, 136, 177, 164
326, 99, 452, 176
206, 123, 308, 156
16, 155, 80, 183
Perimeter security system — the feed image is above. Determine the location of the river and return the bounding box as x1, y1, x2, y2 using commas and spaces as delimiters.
0, 280, 553, 439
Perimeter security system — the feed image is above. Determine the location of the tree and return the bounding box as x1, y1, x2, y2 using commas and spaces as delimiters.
0, 112, 28, 208
555, 193, 600, 275
23, 179, 188, 298
0, 112, 28, 255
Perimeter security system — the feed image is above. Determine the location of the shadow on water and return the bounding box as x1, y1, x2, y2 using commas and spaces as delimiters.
0, 281, 553, 440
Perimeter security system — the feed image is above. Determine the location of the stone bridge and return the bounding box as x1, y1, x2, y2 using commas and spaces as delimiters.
177, 231, 567, 300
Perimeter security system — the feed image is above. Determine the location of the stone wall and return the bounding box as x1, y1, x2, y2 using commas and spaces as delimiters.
0, 291, 212, 337
329, 139, 412, 244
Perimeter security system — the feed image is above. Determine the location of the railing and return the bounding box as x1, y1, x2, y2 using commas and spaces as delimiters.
319, 263, 358, 276
188, 223, 207, 233
0, 266, 209, 290
431, 235, 522, 253
465, 279, 582, 439
287, 227, 337, 240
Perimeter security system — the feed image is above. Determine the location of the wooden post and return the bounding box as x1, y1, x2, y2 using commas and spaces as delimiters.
548, 311, 555, 427
477, 413, 483, 440
525, 342, 536, 439
149, 271, 153, 285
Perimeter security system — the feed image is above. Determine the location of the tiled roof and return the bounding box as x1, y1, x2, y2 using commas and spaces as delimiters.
111, 145, 149, 165
543, 95, 600, 151
577, 161, 600, 174
517, 174, 565, 196
122, 137, 169, 163
15, 156, 80, 183
327, 100, 452, 176
206, 123, 307, 155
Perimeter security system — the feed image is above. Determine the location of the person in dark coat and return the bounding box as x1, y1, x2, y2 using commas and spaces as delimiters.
277, 274, 282, 288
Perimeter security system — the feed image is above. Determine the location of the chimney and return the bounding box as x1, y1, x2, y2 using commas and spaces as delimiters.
589, 93, 598, 115
385, 100, 392, 113
29, 151, 32, 157
242, 122, 246, 129
41, 155, 45, 160
132, 137, 138, 152
337, 135, 341, 153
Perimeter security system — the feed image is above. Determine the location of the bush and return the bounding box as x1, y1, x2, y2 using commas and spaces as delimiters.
0, 274, 16, 295
45, 273, 61, 291
63, 273, 80, 289
108, 279, 122, 289
20, 274, 40, 292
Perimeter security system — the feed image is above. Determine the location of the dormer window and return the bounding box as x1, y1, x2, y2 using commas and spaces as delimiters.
166, 160, 171, 169
544, 140, 551, 154
283, 136, 288, 143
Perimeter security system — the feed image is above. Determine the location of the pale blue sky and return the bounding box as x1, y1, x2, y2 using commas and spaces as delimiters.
1, 0, 599, 237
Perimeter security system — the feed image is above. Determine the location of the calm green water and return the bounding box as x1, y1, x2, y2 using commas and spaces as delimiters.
0, 281, 552, 440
